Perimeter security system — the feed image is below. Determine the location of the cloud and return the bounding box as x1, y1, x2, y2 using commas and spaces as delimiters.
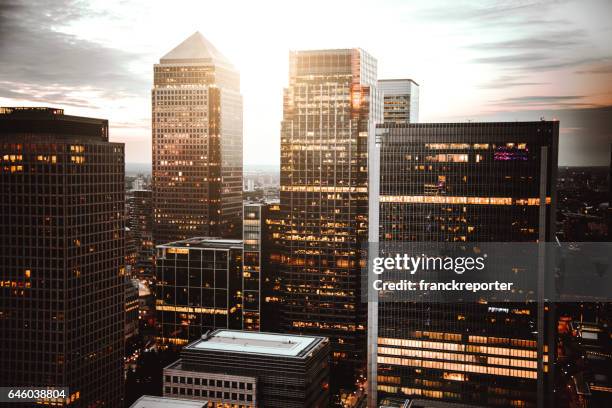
488, 95, 603, 109
0, 0, 148, 106
436, 106, 612, 166
576, 59, 612, 74
469, 30, 585, 51
478, 75, 549, 89
415, 0, 574, 29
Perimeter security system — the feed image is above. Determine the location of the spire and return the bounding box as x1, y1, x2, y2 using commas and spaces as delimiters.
160, 32, 230, 65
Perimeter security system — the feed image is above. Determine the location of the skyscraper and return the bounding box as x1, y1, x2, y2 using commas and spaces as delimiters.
155, 237, 244, 345
279, 49, 382, 381
378, 79, 420, 124
261, 200, 283, 333
152, 32, 243, 245
370, 121, 558, 407
0, 107, 125, 406
127, 189, 155, 276
243, 202, 263, 331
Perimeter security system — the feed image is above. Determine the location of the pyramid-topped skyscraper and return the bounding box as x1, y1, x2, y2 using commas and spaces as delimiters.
160, 31, 231, 65
152, 32, 243, 246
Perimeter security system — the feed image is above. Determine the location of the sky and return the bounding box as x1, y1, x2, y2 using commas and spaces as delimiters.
0, 0, 611, 166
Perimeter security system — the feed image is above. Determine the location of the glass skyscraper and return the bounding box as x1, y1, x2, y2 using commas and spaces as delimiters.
243, 202, 263, 331
0, 107, 125, 406
370, 121, 559, 407
152, 32, 243, 245
279, 49, 382, 382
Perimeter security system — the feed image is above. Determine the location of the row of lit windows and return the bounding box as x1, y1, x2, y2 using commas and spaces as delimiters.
380, 195, 551, 206
424, 143, 527, 150
378, 347, 538, 368
380, 336, 537, 350
377, 356, 538, 379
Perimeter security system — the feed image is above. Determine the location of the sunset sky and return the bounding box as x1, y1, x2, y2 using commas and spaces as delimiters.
1, 0, 611, 166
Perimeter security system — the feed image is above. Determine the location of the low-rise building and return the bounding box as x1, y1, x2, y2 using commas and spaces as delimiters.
163, 329, 330, 407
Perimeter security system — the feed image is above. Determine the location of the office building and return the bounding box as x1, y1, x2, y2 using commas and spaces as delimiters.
152, 32, 243, 244
127, 189, 155, 276
163, 329, 330, 408
243, 202, 263, 331
0, 107, 125, 406
378, 79, 419, 124
130, 395, 208, 408
155, 238, 244, 345
261, 200, 283, 333
370, 122, 559, 407
279, 49, 382, 380
126, 277, 140, 342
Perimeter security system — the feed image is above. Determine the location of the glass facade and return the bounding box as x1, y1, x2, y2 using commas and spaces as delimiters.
152, 32, 243, 245
0, 107, 125, 406
126, 189, 155, 277
261, 201, 283, 333
243, 203, 262, 331
279, 49, 382, 380
371, 122, 559, 407
155, 238, 244, 346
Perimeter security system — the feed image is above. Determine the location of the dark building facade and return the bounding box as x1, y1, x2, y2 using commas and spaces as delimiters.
155, 238, 244, 346
0, 107, 125, 406
152, 32, 243, 244
243, 202, 263, 331
261, 200, 283, 333
279, 49, 382, 380
163, 329, 330, 408
370, 122, 559, 407
125, 277, 140, 342
127, 189, 155, 276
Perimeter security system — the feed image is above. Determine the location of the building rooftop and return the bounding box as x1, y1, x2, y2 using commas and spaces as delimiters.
158, 237, 243, 250
161, 31, 231, 65
406, 399, 488, 408
0, 107, 109, 141
378, 78, 420, 86
186, 329, 325, 358
129, 395, 208, 408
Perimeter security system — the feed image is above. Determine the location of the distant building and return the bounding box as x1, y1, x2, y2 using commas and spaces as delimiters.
125, 277, 140, 342
243, 202, 263, 331
127, 189, 155, 276
0, 107, 125, 406
563, 320, 612, 407
378, 79, 419, 124
163, 329, 330, 407
130, 395, 208, 408
155, 238, 244, 345
261, 200, 283, 333
152, 32, 243, 244
246, 179, 255, 191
